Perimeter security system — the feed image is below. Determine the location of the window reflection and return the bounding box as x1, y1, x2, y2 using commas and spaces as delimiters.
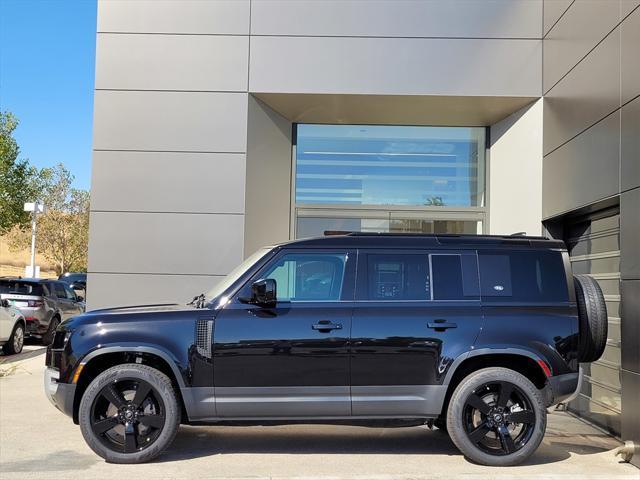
296, 217, 480, 238
296, 124, 485, 208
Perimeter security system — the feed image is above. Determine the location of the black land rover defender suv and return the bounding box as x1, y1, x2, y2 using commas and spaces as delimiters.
45, 233, 607, 466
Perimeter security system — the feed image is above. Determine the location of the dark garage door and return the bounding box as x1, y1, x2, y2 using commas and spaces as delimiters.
566, 209, 621, 435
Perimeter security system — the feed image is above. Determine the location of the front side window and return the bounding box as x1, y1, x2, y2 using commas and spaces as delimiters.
261, 253, 348, 302
478, 250, 569, 303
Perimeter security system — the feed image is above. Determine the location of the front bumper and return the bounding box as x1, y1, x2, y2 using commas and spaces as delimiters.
44, 367, 76, 419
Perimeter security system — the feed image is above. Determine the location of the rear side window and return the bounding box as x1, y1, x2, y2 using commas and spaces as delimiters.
367, 254, 430, 300
431, 254, 479, 300
478, 250, 568, 303
364, 252, 479, 301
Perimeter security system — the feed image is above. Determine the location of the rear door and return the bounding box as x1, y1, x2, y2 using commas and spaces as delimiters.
351, 249, 482, 416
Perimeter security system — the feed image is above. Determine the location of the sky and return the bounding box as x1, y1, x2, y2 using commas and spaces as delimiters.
0, 0, 97, 190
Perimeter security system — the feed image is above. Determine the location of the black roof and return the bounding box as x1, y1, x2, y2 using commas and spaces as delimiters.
278, 232, 566, 250
0, 277, 52, 283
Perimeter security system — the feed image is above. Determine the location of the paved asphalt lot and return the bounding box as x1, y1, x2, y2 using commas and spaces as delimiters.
1, 348, 637, 480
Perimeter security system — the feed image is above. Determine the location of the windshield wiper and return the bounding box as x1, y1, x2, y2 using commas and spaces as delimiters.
187, 293, 206, 309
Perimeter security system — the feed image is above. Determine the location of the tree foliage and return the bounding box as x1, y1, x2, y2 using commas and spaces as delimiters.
0, 112, 40, 233
7, 164, 90, 274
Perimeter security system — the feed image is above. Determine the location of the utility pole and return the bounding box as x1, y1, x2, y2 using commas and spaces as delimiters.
23, 201, 46, 278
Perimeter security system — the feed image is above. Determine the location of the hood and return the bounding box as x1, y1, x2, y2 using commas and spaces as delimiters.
59, 302, 212, 330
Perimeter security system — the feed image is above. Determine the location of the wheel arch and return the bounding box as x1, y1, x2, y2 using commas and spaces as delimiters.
440, 349, 551, 417
71, 346, 187, 424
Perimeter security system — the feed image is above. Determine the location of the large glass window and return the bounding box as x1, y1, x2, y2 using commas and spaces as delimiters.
293, 124, 486, 238
296, 124, 485, 207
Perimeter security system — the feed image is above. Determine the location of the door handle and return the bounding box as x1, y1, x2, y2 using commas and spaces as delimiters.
312, 321, 343, 332
427, 320, 457, 331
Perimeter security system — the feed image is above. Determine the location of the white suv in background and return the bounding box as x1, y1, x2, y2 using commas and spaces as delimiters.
0, 299, 25, 355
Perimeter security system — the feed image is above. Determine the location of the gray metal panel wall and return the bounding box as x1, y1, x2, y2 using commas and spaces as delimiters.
249, 36, 541, 97
251, 0, 542, 38
91, 0, 545, 311
543, 0, 640, 454
89, 0, 250, 309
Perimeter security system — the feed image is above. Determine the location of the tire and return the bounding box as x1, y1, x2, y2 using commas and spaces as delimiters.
79, 364, 180, 464
2, 323, 24, 355
574, 274, 608, 363
42, 316, 60, 345
447, 367, 546, 466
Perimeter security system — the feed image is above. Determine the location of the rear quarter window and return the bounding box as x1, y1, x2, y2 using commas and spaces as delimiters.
478, 250, 568, 303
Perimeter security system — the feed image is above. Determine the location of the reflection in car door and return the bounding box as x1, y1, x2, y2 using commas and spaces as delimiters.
53, 282, 72, 320
213, 248, 356, 417
62, 284, 84, 316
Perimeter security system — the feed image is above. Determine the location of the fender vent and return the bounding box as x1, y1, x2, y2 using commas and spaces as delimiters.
195, 319, 213, 358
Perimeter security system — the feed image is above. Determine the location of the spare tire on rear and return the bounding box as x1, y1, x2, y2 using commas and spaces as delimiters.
574, 274, 608, 363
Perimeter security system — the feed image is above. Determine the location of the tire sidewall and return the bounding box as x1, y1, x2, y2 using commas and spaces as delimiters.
3, 323, 24, 355
446, 367, 547, 467
42, 316, 60, 346
79, 364, 180, 464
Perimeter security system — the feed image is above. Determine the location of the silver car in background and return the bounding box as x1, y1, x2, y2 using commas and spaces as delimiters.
0, 278, 85, 344
0, 299, 25, 354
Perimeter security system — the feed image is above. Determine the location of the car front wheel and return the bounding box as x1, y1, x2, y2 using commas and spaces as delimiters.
446, 367, 546, 466
79, 363, 180, 463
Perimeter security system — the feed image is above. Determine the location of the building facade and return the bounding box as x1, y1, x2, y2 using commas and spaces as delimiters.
89, 0, 639, 460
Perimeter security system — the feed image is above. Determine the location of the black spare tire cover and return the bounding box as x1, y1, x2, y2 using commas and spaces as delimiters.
574, 274, 608, 363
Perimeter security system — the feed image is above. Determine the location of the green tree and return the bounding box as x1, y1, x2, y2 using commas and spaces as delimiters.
424, 196, 445, 207
7, 164, 90, 274
0, 112, 39, 233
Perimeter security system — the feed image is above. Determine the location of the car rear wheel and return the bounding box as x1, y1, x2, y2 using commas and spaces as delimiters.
446, 367, 546, 466
79, 364, 180, 464
42, 316, 60, 345
3, 323, 24, 355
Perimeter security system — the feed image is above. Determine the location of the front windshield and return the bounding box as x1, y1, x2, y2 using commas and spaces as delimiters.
204, 247, 272, 302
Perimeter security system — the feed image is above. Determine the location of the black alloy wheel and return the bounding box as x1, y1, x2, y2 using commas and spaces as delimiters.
462, 381, 536, 456
447, 367, 546, 466
79, 364, 180, 463
90, 378, 166, 454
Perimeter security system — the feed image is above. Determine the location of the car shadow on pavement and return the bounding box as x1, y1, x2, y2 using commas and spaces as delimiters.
157, 424, 617, 466
0, 343, 46, 365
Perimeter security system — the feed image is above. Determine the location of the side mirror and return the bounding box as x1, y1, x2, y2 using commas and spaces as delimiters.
251, 278, 277, 307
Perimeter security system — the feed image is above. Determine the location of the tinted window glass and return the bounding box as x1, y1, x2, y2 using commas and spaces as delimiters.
366, 254, 430, 300
53, 283, 67, 299
261, 253, 347, 301
63, 285, 77, 300
479, 250, 568, 303
431, 255, 464, 300
0, 281, 44, 296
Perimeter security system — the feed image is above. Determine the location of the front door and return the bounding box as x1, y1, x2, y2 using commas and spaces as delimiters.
213, 249, 356, 417
351, 249, 483, 416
